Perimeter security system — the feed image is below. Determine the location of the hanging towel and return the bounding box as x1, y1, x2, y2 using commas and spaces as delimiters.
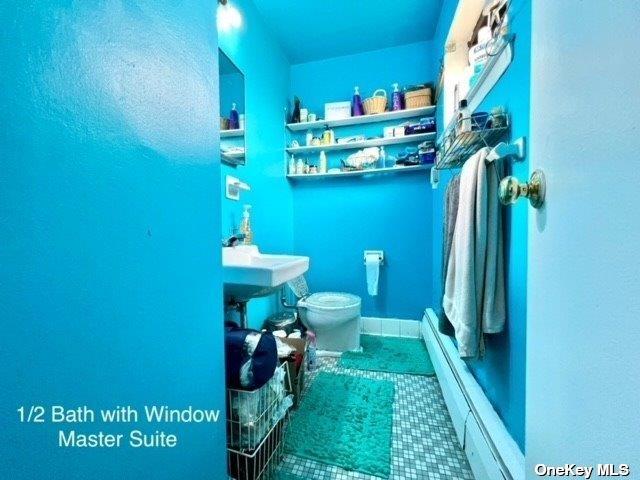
442, 148, 505, 358
438, 174, 460, 337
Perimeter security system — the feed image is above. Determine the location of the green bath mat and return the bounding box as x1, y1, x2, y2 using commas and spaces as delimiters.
273, 472, 305, 480
283, 372, 394, 478
339, 334, 435, 376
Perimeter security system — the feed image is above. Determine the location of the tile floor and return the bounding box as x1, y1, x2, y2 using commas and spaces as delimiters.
276, 355, 475, 480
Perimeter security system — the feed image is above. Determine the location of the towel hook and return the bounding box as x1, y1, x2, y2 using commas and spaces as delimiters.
498, 169, 546, 209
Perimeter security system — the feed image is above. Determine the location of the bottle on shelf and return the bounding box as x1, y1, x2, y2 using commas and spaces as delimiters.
306, 130, 313, 146
379, 146, 386, 168
392, 83, 403, 111
229, 103, 240, 130
291, 96, 301, 123
319, 151, 327, 173
456, 99, 471, 134
289, 154, 296, 175
240, 204, 253, 245
322, 126, 335, 145
352, 86, 364, 117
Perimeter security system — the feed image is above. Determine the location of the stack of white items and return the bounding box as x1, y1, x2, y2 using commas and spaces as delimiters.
443, 147, 505, 358
221, 146, 245, 155
344, 146, 379, 169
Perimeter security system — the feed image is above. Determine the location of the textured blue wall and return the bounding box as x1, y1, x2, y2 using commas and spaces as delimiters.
219, 0, 293, 329
290, 43, 435, 320
0, 1, 227, 478
430, 0, 530, 451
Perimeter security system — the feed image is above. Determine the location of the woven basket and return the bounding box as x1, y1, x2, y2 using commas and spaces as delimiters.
363, 89, 388, 115
405, 88, 432, 109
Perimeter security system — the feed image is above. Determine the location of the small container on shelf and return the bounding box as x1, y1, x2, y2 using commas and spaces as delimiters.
324, 101, 351, 121
405, 84, 433, 109
363, 89, 388, 115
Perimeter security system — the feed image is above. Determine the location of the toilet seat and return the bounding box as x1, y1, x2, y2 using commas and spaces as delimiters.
304, 292, 360, 310
298, 292, 361, 325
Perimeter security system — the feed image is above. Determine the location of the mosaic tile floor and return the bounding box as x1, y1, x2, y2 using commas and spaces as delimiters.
276, 356, 475, 480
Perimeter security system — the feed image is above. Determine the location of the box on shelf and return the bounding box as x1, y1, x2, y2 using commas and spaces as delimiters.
279, 337, 307, 407
324, 101, 351, 121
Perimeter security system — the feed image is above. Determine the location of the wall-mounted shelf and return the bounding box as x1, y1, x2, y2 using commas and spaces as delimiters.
221, 129, 244, 138
287, 164, 430, 180
286, 106, 435, 131
436, 112, 510, 170
220, 152, 245, 165
286, 133, 435, 154
465, 35, 514, 113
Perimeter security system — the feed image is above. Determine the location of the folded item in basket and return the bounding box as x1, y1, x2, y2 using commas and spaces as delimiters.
225, 321, 278, 390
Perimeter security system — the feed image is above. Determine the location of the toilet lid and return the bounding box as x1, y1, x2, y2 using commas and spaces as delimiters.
304, 292, 361, 310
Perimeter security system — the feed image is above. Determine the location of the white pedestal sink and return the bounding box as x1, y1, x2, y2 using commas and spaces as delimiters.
222, 245, 309, 303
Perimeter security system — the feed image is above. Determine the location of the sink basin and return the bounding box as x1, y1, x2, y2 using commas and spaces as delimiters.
222, 245, 309, 302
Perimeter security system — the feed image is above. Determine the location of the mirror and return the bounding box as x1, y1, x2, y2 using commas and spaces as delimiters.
219, 49, 245, 165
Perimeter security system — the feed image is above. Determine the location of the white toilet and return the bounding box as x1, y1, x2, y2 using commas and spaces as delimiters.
298, 292, 361, 353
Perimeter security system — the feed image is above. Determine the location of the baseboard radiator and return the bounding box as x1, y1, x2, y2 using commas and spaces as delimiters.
422, 308, 524, 480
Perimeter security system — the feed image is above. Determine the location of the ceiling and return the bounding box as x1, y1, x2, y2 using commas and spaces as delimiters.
252, 0, 443, 64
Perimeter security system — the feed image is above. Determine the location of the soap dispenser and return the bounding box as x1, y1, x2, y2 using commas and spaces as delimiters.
352, 86, 364, 116
392, 83, 403, 111
241, 204, 253, 245
229, 103, 240, 130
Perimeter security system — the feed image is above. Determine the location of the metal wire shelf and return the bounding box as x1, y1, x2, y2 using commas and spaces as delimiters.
435, 111, 510, 170
227, 363, 293, 480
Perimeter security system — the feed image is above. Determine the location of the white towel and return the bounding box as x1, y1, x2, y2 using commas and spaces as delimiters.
442, 148, 505, 358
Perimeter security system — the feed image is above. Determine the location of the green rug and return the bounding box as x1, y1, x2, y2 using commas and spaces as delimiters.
339, 334, 435, 376
283, 372, 394, 478
273, 472, 305, 480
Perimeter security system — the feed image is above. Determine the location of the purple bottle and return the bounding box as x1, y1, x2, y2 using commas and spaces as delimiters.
229, 103, 239, 130
351, 86, 364, 117
392, 83, 403, 111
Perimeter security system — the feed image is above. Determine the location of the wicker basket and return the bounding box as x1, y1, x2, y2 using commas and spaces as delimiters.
405, 88, 432, 109
363, 89, 388, 115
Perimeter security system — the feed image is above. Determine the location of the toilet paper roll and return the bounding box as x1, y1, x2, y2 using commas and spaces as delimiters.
365, 253, 381, 296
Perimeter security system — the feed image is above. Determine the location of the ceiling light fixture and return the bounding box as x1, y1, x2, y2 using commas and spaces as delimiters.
217, 0, 242, 32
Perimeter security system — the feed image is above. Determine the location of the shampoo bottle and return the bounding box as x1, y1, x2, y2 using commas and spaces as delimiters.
319, 151, 327, 173
289, 155, 296, 175
229, 103, 240, 130
352, 86, 364, 116
392, 83, 403, 111
456, 99, 471, 134
379, 146, 386, 168
240, 204, 253, 245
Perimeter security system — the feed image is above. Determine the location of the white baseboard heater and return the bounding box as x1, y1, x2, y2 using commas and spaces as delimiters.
422, 308, 524, 480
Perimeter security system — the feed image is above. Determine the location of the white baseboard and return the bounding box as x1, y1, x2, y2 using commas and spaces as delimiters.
422, 308, 524, 480
361, 316, 422, 338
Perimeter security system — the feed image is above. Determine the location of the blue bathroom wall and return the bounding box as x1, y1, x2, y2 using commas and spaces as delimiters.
218, 0, 293, 329
289, 43, 436, 320
430, 0, 530, 451
0, 1, 227, 479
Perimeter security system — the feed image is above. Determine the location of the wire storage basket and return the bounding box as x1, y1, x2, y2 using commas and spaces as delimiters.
227, 362, 292, 480
436, 110, 510, 170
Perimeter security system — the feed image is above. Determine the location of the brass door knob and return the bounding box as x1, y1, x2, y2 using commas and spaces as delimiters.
498, 169, 546, 208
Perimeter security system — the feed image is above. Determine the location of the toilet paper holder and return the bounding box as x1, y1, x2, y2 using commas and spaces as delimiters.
363, 250, 384, 265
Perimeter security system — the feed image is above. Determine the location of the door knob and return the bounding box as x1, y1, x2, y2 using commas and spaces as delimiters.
499, 169, 546, 208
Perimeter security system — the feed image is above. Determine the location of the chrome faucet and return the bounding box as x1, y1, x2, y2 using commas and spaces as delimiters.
222, 233, 245, 248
